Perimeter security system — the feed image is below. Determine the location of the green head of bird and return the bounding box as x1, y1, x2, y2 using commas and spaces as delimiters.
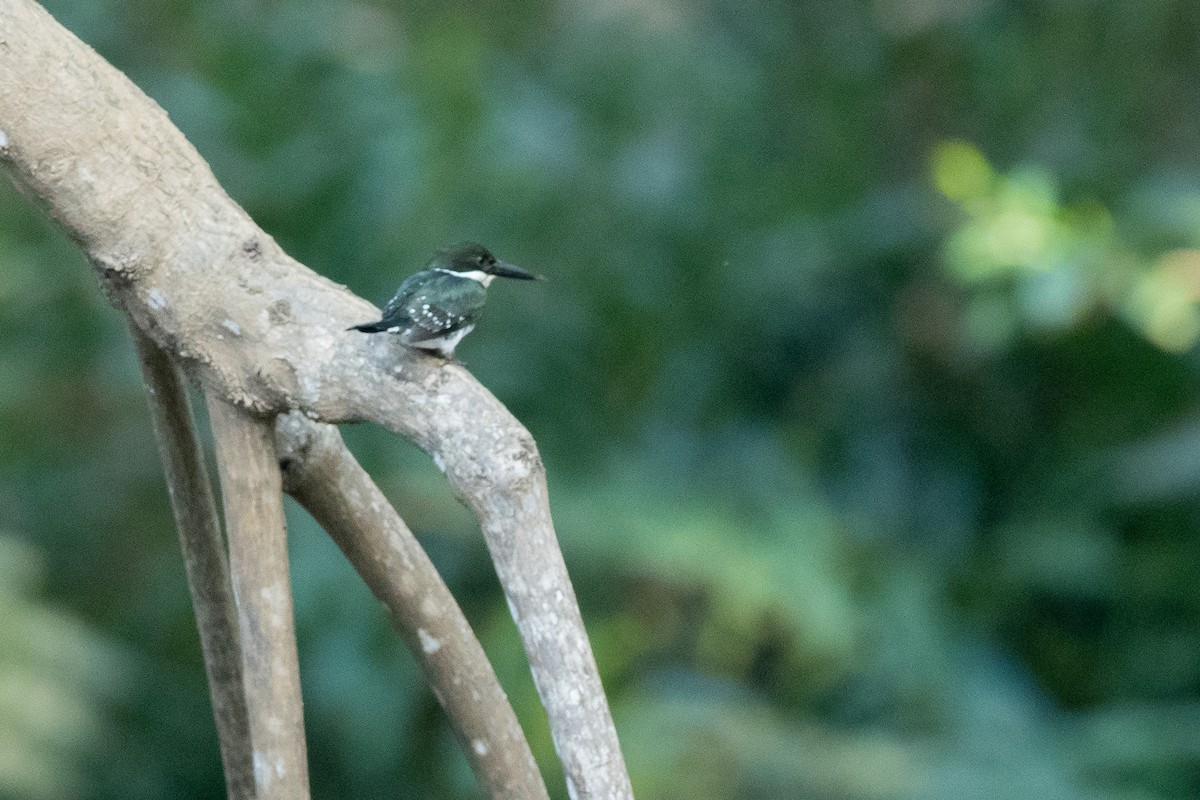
429, 242, 543, 283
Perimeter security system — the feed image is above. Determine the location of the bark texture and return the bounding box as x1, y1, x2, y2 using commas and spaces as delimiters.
132, 329, 254, 800
0, 2, 632, 796
208, 396, 310, 800
275, 412, 549, 800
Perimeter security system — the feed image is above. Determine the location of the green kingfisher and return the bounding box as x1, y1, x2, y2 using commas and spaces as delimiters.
349, 243, 542, 359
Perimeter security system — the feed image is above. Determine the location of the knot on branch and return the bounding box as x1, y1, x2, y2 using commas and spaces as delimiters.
92, 249, 144, 277
274, 411, 343, 493
242, 236, 263, 261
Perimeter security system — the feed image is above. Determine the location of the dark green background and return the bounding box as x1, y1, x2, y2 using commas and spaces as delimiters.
4, 1, 1200, 798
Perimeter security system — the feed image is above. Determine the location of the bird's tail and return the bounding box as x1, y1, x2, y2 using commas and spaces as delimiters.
347, 320, 390, 333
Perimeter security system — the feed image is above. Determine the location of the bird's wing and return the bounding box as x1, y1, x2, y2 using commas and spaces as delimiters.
380, 272, 422, 322
393, 271, 488, 342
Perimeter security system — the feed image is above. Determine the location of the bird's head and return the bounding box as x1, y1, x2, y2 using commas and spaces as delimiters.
433, 242, 543, 281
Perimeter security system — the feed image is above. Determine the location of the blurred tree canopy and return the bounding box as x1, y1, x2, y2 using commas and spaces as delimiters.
4, 0, 1200, 798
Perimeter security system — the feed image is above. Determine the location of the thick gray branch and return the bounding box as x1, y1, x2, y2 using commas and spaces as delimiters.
275, 412, 549, 800
0, 2, 632, 796
207, 396, 309, 800
131, 328, 253, 800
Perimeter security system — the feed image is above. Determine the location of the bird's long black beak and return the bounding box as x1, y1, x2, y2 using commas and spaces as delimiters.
490, 260, 544, 281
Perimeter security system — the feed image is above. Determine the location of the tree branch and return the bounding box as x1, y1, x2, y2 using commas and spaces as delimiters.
207, 396, 309, 800
275, 412, 549, 800
0, 2, 632, 796
130, 328, 254, 800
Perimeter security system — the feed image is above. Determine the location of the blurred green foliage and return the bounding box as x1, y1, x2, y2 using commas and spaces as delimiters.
0, 537, 129, 800
4, 0, 1200, 797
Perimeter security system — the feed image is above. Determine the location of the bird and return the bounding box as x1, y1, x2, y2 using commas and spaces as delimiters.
348, 243, 542, 360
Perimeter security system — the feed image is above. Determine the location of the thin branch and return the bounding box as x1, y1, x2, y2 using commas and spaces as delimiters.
206, 396, 309, 800
130, 328, 253, 800
275, 412, 549, 800
0, 2, 632, 796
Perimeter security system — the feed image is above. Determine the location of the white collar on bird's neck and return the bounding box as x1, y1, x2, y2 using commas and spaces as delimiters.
434, 268, 493, 286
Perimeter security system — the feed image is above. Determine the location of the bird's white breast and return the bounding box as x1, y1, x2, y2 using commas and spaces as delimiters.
408, 324, 475, 354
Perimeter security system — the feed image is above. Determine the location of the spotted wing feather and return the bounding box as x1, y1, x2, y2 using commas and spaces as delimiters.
385, 270, 488, 343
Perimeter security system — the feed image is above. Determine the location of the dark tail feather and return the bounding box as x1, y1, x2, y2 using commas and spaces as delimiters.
348, 319, 389, 333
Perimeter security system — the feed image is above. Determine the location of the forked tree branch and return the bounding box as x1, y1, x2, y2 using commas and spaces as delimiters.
275, 412, 550, 800
131, 328, 254, 800
207, 396, 310, 800
0, 2, 632, 797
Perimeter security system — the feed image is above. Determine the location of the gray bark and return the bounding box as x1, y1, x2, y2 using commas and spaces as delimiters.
207, 396, 310, 800
0, 2, 633, 797
131, 328, 254, 800
275, 412, 549, 800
